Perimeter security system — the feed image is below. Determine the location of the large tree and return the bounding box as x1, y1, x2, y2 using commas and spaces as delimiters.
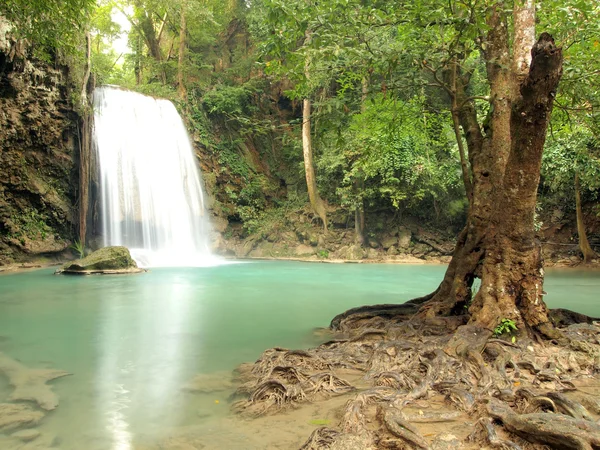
421, 23, 563, 339
263, 0, 566, 337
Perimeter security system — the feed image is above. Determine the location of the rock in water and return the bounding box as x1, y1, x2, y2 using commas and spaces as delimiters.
0, 404, 44, 432
0, 352, 71, 411
57, 246, 145, 275
11, 429, 41, 442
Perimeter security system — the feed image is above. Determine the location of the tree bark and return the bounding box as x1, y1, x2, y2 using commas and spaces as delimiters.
575, 173, 597, 264
177, 0, 187, 100
302, 29, 328, 231
354, 77, 368, 244
302, 98, 328, 231
449, 58, 474, 203
135, 2, 166, 84
421, 17, 563, 340
78, 32, 92, 247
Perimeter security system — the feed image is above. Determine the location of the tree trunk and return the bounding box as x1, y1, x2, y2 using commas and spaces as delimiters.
302, 28, 328, 231
78, 32, 92, 247
354, 77, 369, 244
575, 173, 597, 264
177, 0, 187, 100
302, 98, 328, 231
354, 183, 365, 245
422, 16, 563, 340
448, 58, 474, 203
135, 2, 166, 84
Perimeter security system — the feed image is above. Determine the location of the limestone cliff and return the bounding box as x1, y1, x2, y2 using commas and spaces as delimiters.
0, 18, 79, 265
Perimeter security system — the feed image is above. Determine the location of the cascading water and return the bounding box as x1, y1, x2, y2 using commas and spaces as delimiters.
93, 86, 218, 267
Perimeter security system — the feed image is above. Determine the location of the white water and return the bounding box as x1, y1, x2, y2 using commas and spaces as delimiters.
93, 86, 218, 267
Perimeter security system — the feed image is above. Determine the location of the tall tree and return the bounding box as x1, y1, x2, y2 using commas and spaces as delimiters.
574, 172, 597, 263
542, 129, 600, 264
302, 30, 328, 231
422, 4, 563, 337
276, 0, 566, 337
177, 0, 187, 99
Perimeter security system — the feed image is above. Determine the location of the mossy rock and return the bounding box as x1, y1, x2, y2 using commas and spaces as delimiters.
57, 246, 145, 275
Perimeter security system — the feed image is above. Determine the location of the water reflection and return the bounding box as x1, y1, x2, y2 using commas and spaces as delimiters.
96, 275, 199, 448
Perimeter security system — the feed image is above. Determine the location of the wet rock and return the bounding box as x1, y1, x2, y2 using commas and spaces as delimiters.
235, 239, 256, 258
380, 235, 398, 250
346, 244, 366, 260
209, 232, 225, 252
57, 246, 143, 275
0, 22, 79, 266
0, 352, 71, 410
398, 227, 412, 249
211, 216, 228, 233
11, 429, 41, 442
247, 247, 265, 258
411, 243, 431, 257
367, 248, 380, 260
0, 403, 44, 431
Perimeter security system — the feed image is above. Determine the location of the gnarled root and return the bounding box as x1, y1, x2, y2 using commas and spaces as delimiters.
299, 427, 340, 450
468, 417, 523, 450
486, 397, 600, 449
379, 406, 429, 450
232, 358, 354, 416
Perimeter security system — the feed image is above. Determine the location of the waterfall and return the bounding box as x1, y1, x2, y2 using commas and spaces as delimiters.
93, 86, 217, 267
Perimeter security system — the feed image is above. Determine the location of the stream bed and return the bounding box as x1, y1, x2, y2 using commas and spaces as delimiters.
0, 261, 598, 449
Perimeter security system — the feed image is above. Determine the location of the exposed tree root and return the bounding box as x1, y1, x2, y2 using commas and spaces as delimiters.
232, 315, 600, 449
486, 397, 600, 449
299, 427, 340, 450
231, 348, 354, 417
380, 406, 429, 449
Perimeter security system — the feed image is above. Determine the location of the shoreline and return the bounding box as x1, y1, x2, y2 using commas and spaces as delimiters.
1, 253, 599, 276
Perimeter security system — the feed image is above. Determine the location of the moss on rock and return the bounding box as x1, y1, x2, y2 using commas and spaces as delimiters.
59, 246, 142, 274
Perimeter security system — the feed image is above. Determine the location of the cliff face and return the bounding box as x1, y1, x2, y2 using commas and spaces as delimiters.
0, 19, 79, 265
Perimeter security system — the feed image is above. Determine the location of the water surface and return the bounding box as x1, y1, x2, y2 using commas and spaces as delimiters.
0, 262, 598, 448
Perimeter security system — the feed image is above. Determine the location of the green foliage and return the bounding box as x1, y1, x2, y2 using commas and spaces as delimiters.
317, 249, 329, 259
8, 208, 52, 242
493, 319, 518, 339
319, 94, 463, 222
0, 0, 96, 54
541, 126, 600, 212
203, 86, 253, 116
70, 240, 85, 259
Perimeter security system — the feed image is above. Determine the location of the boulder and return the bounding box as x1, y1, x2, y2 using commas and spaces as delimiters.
381, 235, 398, 250
295, 244, 315, 256
346, 244, 366, 260
57, 246, 144, 275
397, 227, 412, 249
367, 248, 380, 260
